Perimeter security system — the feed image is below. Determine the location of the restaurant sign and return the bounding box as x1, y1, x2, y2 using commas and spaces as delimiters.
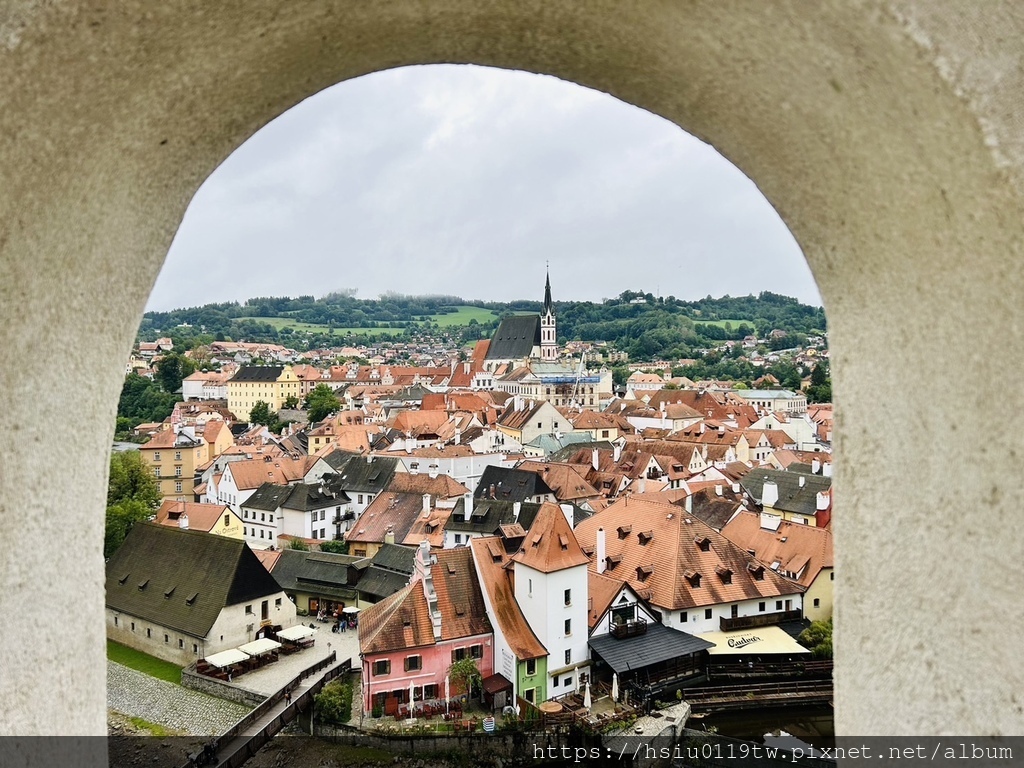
727, 634, 762, 649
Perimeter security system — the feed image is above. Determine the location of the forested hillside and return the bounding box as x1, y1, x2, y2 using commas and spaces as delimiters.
140, 290, 825, 362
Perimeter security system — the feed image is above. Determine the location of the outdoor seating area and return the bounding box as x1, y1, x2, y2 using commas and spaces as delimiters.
195, 638, 284, 681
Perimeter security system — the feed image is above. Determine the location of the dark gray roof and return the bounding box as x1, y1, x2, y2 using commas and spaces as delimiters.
272, 549, 361, 600
588, 623, 714, 674
485, 315, 541, 360
547, 440, 615, 464
356, 543, 416, 601
231, 365, 284, 382
389, 384, 433, 402
323, 455, 399, 495
445, 498, 543, 536
475, 466, 553, 503
280, 483, 351, 511
740, 469, 831, 518
243, 483, 295, 512
106, 523, 283, 639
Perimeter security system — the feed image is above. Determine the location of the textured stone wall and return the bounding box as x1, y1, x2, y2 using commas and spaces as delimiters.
1, 0, 1023, 744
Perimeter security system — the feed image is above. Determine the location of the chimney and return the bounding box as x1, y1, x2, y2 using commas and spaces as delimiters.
178, 513, 189, 530
591, 449, 599, 472
596, 528, 606, 574
384, 526, 395, 545
513, 501, 521, 522
454, 428, 461, 445
762, 481, 779, 508
423, 493, 431, 516
811, 458, 821, 475
715, 484, 723, 496
799, 475, 806, 488
559, 504, 574, 528
429, 464, 438, 479
684, 494, 692, 513
613, 443, 622, 463
638, 478, 646, 494
410, 461, 419, 475
718, 425, 725, 437
463, 493, 473, 522
817, 491, 830, 511
366, 454, 373, 464
700, 422, 706, 434
732, 482, 741, 493
822, 462, 833, 478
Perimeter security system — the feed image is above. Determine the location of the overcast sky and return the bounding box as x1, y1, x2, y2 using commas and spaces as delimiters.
148, 64, 820, 313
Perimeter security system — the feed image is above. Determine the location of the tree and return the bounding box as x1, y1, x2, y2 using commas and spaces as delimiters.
798, 618, 833, 659
249, 400, 274, 426
289, 538, 310, 551
448, 657, 482, 699
314, 679, 353, 724
283, 395, 300, 410
318, 539, 348, 555
105, 451, 161, 557
155, 352, 196, 394
304, 384, 341, 424
108, 450, 161, 508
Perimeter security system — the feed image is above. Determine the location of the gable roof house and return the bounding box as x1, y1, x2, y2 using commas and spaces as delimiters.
154, 501, 242, 540
355, 543, 416, 605
483, 315, 542, 372
358, 543, 493, 715
105, 523, 298, 666
475, 465, 556, 505
739, 469, 833, 528
574, 497, 805, 639
443, 496, 543, 549
270, 548, 363, 617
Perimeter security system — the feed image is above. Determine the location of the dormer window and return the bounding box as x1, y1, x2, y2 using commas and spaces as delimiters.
617, 525, 631, 539
694, 536, 712, 552
558, 534, 569, 551
715, 566, 733, 584
636, 565, 654, 582
531, 534, 542, 548
605, 554, 622, 571
684, 569, 702, 588
137, 579, 149, 591
638, 531, 653, 545
748, 563, 766, 580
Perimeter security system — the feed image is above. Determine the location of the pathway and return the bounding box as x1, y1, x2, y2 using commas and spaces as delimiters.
107, 661, 250, 736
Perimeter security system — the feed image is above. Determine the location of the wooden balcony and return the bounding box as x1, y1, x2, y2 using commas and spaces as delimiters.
610, 617, 648, 639
719, 609, 802, 631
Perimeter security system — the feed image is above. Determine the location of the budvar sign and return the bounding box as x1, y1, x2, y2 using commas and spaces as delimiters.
727, 635, 762, 649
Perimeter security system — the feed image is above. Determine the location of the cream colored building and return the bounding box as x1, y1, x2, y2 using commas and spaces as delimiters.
139, 426, 210, 503
227, 365, 301, 421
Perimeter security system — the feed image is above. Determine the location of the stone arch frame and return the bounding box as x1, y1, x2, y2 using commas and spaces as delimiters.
2, 1, 1023, 743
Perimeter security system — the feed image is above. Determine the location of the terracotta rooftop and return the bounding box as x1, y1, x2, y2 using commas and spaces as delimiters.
470, 536, 546, 660
510, 502, 590, 574
154, 501, 234, 533
574, 496, 804, 612
721, 510, 834, 587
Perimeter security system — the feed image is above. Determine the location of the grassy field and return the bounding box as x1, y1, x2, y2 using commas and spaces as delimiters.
107, 640, 183, 684
245, 305, 497, 335
692, 318, 753, 329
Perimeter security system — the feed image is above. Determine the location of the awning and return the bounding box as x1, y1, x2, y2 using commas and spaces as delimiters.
589, 623, 714, 674
238, 638, 282, 656
205, 648, 249, 668
277, 625, 315, 642
481, 673, 513, 695
698, 625, 810, 656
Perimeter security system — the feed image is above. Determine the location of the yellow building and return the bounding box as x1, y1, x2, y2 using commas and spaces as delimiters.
154, 501, 244, 540
227, 365, 301, 421
138, 426, 211, 503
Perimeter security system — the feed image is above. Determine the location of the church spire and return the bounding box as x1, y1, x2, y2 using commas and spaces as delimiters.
543, 265, 553, 315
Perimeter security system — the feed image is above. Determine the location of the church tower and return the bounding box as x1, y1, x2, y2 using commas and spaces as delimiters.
540, 268, 557, 361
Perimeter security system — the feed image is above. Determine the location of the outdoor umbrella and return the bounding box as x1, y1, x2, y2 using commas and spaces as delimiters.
409, 680, 415, 713
583, 680, 592, 709
573, 666, 580, 693
445, 675, 451, 713
611, 673, 619, 703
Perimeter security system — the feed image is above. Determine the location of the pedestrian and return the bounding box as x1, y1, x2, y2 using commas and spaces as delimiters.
340, 618, 346, 633
285, 689, 291, 706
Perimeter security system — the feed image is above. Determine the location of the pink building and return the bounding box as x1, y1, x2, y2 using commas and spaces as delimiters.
358, 542, 493, 716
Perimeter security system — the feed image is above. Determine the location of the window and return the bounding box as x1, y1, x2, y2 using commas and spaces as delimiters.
830, 572, 835, 581
813, 598, 820, 607
358, 494, 364, 504
564, 588, 572, 606
372, 659, 391, 676
776, 601, 783, 611
174, 465, 182, 477
153, 452, 161, 462
454, 533, 462, 544
537, 422, 542, 428
130, 622, 135, 632
269, 514, 274, 522
174, 451, 181, 461
164, 634, 169, 643
452, 647, 467, 662
704, 608, 713, 620
526, 658, 537, 676
152, 467, 160, 477
146, 628, 151, 638
470, 644, 483, 659
424, 684, 438, 699
552, 675, 559, 687
564, 649, 571, 665
679, 612, 687, 623
759, 602, 766, 612
245, 605, 253, 614
564, 619, 571, 636
320, 510, 326, 521
113, 616, 118, 627
224, 514, 230, 527
193, 643, 198, 654
731, 604, 739, 618
175, 482, 183, 493
404, 655, 422, 671
564, 676, 572, 689
259, 530, 264, 539
528, 579, 533, 596
178, 639, 184, 649
275, 597, 282, 608
525, 688, 536, 703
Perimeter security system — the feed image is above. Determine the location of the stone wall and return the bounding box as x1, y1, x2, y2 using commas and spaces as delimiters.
180, 667, 268, 709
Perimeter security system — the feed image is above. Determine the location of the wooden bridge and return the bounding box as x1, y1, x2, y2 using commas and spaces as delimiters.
684, 679, 833, 714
